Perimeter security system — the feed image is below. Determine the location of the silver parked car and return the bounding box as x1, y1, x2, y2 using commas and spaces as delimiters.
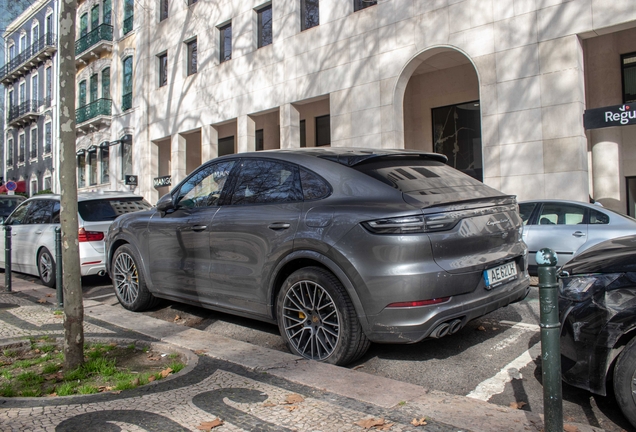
519, 199, 636, 275
106, 148, 530, 365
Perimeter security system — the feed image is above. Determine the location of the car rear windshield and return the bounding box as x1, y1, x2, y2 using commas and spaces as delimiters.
350, 157, 501, 201
78, 198, 152, 221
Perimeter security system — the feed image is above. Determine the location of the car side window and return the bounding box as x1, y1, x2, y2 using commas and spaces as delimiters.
539, 204, 585, 225
589, 209, 609, 224
518, 203, 537, 225
230, 159, 302, 205
177, 160, 236, 209
24, 200, 54, 224
300, 168, 330, 200
52, 202, 60, 223
5, 201, 33, 225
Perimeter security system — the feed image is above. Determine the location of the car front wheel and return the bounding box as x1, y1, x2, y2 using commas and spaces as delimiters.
614, 336, 636, 429
37, 248, 56, 288
276, 266, 370, 365
112, 244, 159, 311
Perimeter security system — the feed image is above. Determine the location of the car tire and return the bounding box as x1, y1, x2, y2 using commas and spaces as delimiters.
37, 248, 56, 288
276, 266, 370, 365
614, 336, 636, 429
111, 244, 159, 311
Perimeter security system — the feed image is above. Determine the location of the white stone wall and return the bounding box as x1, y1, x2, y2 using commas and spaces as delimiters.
127, 0, 636, 204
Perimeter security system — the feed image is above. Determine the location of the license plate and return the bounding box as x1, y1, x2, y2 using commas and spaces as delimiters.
484, 261, 517, 289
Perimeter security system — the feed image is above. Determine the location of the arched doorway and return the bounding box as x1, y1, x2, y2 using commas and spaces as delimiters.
398, 47, 482, 181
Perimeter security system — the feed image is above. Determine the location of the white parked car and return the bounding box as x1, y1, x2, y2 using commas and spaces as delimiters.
0, 191, 152, 287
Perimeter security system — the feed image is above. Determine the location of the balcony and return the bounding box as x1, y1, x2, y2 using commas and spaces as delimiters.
7, 100, 42, 128
75, 24, 113, 66
76, 98, 112, 132
0, 33, 57, 85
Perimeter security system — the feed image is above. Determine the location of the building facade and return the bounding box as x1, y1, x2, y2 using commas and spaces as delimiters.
2, 0, 58, 195
113, 0, 635, 217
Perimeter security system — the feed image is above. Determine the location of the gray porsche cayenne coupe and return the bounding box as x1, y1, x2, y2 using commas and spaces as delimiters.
106, 148, 530, 365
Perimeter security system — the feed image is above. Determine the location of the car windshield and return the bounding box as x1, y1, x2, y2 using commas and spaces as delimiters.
78, 198, 152, 221
0, 197, 23, 214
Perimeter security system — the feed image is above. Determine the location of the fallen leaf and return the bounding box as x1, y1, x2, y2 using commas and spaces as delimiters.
148, 375, 156, 382
477, 325, 486, 331
197, 419, 223, 430
352, 365, 365, 370
34, 349, 40, 354
38, 298, 47, 304
147, 355, 160, 361
131, 378, 140, 386
509, 401, 527, 410
46, 293, 53, 297
174, 315, 181, 322
285, 405, 299, 412
109, 342, 117, 347
47, 392, 57, 397
111, 390, 121, 395
160, 368, 173, 378
411, 417, 428, 426
564, 425, 580, 432
355, 418, 392, 429
262, 402, 276, 407
194, 349, 207, 355
284, 394, 304, 404
492, 327, 499, 331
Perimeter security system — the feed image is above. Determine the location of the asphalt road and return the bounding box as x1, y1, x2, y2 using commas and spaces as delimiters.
73, 274, 633, 432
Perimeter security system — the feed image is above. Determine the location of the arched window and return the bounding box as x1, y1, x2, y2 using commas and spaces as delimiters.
102, 67, 110, 99
122, 57, 133, 110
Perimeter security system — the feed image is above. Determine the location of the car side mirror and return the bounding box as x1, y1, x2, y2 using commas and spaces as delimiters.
156, 193, 175, 213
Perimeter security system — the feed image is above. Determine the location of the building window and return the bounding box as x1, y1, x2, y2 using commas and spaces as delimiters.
256, 129, 264, 151
44, 176, 51, 191
20, 34, 27, 52
257, 4, 272, 48
121, 141, 132, 180
45, 66, 52, 106
218, 136, 234, 156
19, 82, 25, 104
123, 0, 134, 35
103, 0, 112, 25
32, 23, 39, 49
315, 115, 330, 146
622, 53, 636, 104
122, 56, 133, 110
91, 5, 100, 30
301, 0, 319, 31
46, 13, 53, 36
88, 149, 97, 185
102, 67, 110, 98
44, 122, 52, 154
353, 0, 376, 12
187, 38, 197, 75
80, 13, 88, 37
160, 0, 168, 21
30, 180, 38, 196
78, 80, 87, 107
9, 43, 15, 60
30, 128, 38, 160
78, 153, 86, 188
7, 138, 14, 166
90, 73, 98, 102
31, 74, 38, 104
158, 52, 168, 87
300, 119, 306, 147
100, 146, 110, 183
219, 23, 232, 63
18, 134, 25, 163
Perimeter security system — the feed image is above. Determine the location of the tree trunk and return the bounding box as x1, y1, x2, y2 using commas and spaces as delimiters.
58, 0, 83, 371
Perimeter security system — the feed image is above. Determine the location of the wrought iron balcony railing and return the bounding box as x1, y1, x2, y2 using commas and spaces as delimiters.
7, 99, 41, 125
76, 98, 112, 124
75, 24, 113, 56
123, 16, 134, 35
122, 92, 132, 111
0, 33, 57, 83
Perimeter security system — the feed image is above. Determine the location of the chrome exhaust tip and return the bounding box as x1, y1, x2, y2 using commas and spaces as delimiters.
429, 322, 450, 339
97, 270, 106, 277
448, 319, 463, 335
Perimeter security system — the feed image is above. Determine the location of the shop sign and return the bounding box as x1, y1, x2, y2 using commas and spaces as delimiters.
125, 175, 138, 186
584, 104, 636, 129
153, 175, 172, 189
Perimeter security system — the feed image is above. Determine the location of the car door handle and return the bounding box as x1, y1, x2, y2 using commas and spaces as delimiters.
268, 222, 291, 230
191, 225, 207, 232
572, 231, 586, 237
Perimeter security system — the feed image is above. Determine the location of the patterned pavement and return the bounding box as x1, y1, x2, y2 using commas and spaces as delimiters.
0, 291, 462, 432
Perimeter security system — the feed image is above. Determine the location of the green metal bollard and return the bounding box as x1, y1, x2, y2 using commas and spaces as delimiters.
4, 225, 11, 292
536, 248, 563, 432
55, 227, 63, 308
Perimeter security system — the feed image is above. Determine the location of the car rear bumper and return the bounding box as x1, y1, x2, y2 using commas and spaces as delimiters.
79, 243, 106, 276
363, 271, 531, 343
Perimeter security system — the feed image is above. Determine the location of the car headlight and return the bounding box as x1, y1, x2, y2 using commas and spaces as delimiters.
559, 274, 621, 302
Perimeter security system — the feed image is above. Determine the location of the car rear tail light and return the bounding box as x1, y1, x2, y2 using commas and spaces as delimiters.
78, 228, 104, 242
386, 297, 450, 308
